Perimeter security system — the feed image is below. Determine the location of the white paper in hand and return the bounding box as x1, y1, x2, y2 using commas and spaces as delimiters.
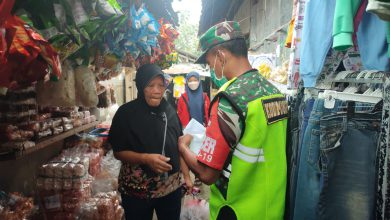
183, 119, 206, 155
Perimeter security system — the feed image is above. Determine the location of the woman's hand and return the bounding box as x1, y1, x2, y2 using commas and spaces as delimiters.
183, 175, 194, 194
144, 154, 172, 174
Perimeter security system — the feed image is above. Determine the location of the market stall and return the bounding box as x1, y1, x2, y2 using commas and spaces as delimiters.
0, 0, 180, 219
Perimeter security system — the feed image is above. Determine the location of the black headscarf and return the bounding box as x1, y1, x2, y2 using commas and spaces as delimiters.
108, 64, 182, 176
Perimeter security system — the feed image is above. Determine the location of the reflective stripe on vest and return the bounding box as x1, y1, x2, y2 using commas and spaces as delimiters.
233, 143, 265, 163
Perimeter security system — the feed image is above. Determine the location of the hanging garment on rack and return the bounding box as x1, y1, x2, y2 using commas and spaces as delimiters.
366, 0, 390, 21
288, 97, 315, 219
293, 98, 343, 220
285, 86, 303, 220
332, 0, 363, 51
376, 73, 390, 220
299, 0, 337, 87
287, 0, 307, 89
356, 11, 390, 71
318, 112, 381, 220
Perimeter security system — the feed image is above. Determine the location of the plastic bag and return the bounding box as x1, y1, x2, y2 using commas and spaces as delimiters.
183, 119, 206, 155
74, 66, 98, 107
37, 60, 76, 107
96, 0, 123, 17
180, 196, 209, 220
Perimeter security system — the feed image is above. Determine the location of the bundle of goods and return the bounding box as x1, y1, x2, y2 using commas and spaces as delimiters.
91, 151, 121, 194
0, 191, 35, 220
0, 0, 61, 89
37, 61, 99, 108
36, 156, 94, 219
0, 86, 37, 123
268, 60, 289, 85
0, 86, 37, 154
61, 143, 104, 176
158, 19, 179, 57
79, 191, 124, 220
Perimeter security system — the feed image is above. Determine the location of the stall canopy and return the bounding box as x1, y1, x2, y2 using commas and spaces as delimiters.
163, 63, 210, 77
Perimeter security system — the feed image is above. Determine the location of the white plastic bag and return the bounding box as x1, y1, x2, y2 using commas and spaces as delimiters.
36, 60, 76, 107
74, 65, 98, 107
180, 196, 209, 220
183, 119, 206, 155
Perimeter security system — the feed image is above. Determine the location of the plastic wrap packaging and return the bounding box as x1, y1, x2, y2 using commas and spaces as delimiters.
37, 60, 76, 107
79, 192, 121, 220
63, 124, 74, 132
84, 111, 91, 118
67, 0, 88, 26
72, 119, 83, 128
61, 117, 72, 125
1, 141, 35, 152
92, 151, 121, 194
52, 118, 63, 128
34, 113, 52, 121
180, 197, 209, 220
52, 126, 64, 135
1, 129, 34, 142
74, 66, 98, 108
0, 192, 35, 220
36, 129, 52, 140
39, 120, 53, 132
17, 121, 40, 133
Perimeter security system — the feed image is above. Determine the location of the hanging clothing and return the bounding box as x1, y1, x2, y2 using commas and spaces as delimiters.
332, 0, 362, 51
356, 9, 390, 70
366, 0, 390, 21
299, 0, 337, 87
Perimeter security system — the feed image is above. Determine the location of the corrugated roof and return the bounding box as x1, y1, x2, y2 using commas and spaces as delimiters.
198, 0, 244, 35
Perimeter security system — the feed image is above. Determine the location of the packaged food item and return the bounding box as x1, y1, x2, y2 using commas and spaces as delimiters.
36, 129, 52, 140
52, 118, 62, 128
0, 191, 35, 220
39, 120, 52, 132
61, 117, 72, 125
17, 121, 40, 132
35, 113, 52, 121
73, 164, 86, 178
1, 141, 35, 151
74, 65, 99, 108
52, 126, 64, 135
62, 163, 74, 178
36, 60, 76, 107
72, 119, 83, 127
63, 124, 74, 132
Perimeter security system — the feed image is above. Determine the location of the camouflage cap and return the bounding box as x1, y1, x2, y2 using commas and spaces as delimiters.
195, 21, 244, 64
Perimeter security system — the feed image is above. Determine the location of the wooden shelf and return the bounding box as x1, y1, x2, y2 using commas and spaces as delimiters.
0, 121, 99, 161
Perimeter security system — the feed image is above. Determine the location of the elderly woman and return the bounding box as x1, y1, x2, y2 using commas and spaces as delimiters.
108, 64, 190, 220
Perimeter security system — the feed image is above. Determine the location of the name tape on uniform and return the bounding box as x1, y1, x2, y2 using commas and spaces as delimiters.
261, 97, 288, 124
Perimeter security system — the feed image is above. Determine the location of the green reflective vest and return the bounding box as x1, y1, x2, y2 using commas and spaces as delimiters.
209, 78, 287, 220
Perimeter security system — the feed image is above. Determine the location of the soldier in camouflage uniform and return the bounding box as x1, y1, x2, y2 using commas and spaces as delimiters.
179, 21, 288, 220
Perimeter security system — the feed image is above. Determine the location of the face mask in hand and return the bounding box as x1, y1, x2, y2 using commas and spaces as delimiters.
188, 81, 200, 90
210, 69, 228, 89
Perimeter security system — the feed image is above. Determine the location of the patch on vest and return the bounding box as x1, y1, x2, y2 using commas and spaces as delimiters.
261, 97, 288, 124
